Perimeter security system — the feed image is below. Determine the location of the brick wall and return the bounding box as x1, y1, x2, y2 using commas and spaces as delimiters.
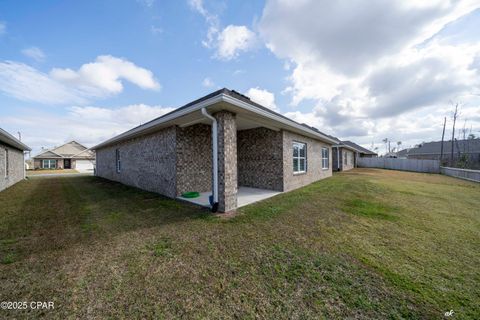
0, 142, 25, 192
215, 111, 237, 212
176, 124, 212, 195
95, 127, 177, 198
282, 130, 332, 192
237, 127, 283, 191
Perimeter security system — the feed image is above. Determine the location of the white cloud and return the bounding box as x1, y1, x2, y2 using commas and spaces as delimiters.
259, 0, 480, 149
188, 0, 219, 48
260, 0, 479, 76
69, 104, 174, 127
0, 21, 5, 35
0, 61, 86, 104
188, 1, 256, 60
50, 55, 160, 97
0, 56, 160, 104
21, 47, 46, 62
202, 77, 215, 88
136, 0, 155, 7
151, 25, 163, 35
2, 104, 175, 156
245, 87, 278, 112
216, 25, 256, 60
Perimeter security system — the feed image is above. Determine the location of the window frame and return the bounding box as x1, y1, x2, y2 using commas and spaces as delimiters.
292, 141, 307, 174
322, 147, 329, 170
115, 149, 121, 173
42, 159, 56, 169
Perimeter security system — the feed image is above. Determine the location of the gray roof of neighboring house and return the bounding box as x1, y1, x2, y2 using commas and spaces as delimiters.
0, 128, 31, 151
34, 141, 95, 159
341, 140, 378, 155
327, 137, 377, 155
399, 139, 480, 156
94, 88, 339, 149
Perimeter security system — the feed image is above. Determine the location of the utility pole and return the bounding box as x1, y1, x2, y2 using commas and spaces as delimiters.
451, 103, 459, 163
440, 117, 446, 164
17, 131, 21, 141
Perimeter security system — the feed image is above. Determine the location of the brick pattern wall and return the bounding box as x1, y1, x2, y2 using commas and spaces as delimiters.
95, 127, 177, 198
0, 142, 25, 192
215, 111, 237, 212
176, 124, 212, 195
282, 130, 332, 192
237, 127, 283, 191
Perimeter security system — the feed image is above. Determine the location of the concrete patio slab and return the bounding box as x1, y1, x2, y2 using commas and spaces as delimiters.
177, 186, 281, 209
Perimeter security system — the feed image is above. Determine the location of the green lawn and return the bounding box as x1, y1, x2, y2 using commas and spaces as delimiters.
0, 169, 479, 319
27, 169, 79, 175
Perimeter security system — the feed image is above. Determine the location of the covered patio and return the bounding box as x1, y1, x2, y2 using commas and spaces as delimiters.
177, 186, 281, 209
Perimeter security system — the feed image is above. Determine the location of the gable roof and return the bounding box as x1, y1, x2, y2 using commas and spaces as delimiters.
33, 141, 94, 159
34, 150, 64, 158
341, 141, 378, 155
93, 88, 338, 149
399, 139, 480, 156
72, 148, 95, 159
0, 128, 31, 151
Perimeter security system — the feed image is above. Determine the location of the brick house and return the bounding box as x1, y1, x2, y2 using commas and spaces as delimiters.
33, 141, 95, 172
0, 128, 31, 192
93, 89, 337, 212
332, 140, 377, 171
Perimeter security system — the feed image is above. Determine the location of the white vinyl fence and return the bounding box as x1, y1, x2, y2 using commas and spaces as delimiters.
440, 167, 480, 183
357, 158, 440, 173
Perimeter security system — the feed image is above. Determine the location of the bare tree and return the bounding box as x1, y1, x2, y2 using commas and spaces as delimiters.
382, 138, 388, 155
450, 103, 459, 163
440, 117, 446, 164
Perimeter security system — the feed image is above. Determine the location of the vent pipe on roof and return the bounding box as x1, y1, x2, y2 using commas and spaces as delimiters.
201, 107, 219, 212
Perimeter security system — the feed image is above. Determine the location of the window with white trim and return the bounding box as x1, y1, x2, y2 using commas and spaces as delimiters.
4, 148, 8, 178
115, 149, 121, 173
293, 142, 307, 173
42, 159, 56, 169
322, 147, 329, 169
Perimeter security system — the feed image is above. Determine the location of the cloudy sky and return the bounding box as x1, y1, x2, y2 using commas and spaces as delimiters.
1, 0, 479, 156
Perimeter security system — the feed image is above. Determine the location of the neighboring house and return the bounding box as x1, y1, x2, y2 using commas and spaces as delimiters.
395, 149, 409, 159
0, 128, 31, 192
33, 141, 95, 172
342, 141, 378, 158
398, 139, 480, 161
397, 139, 480, 168
332, 140, 377, 171
93, 88, 338, 213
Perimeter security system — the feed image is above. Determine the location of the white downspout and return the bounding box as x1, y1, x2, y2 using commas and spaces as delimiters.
337, 147, 340, 171
201, 108, 218, 205
23, 151, 26, 179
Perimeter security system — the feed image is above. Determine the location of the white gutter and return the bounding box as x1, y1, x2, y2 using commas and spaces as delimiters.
201, 108, 218, 206
93, 95, 224, 150
93, 93, 337, 150
222, 94, 338, 145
